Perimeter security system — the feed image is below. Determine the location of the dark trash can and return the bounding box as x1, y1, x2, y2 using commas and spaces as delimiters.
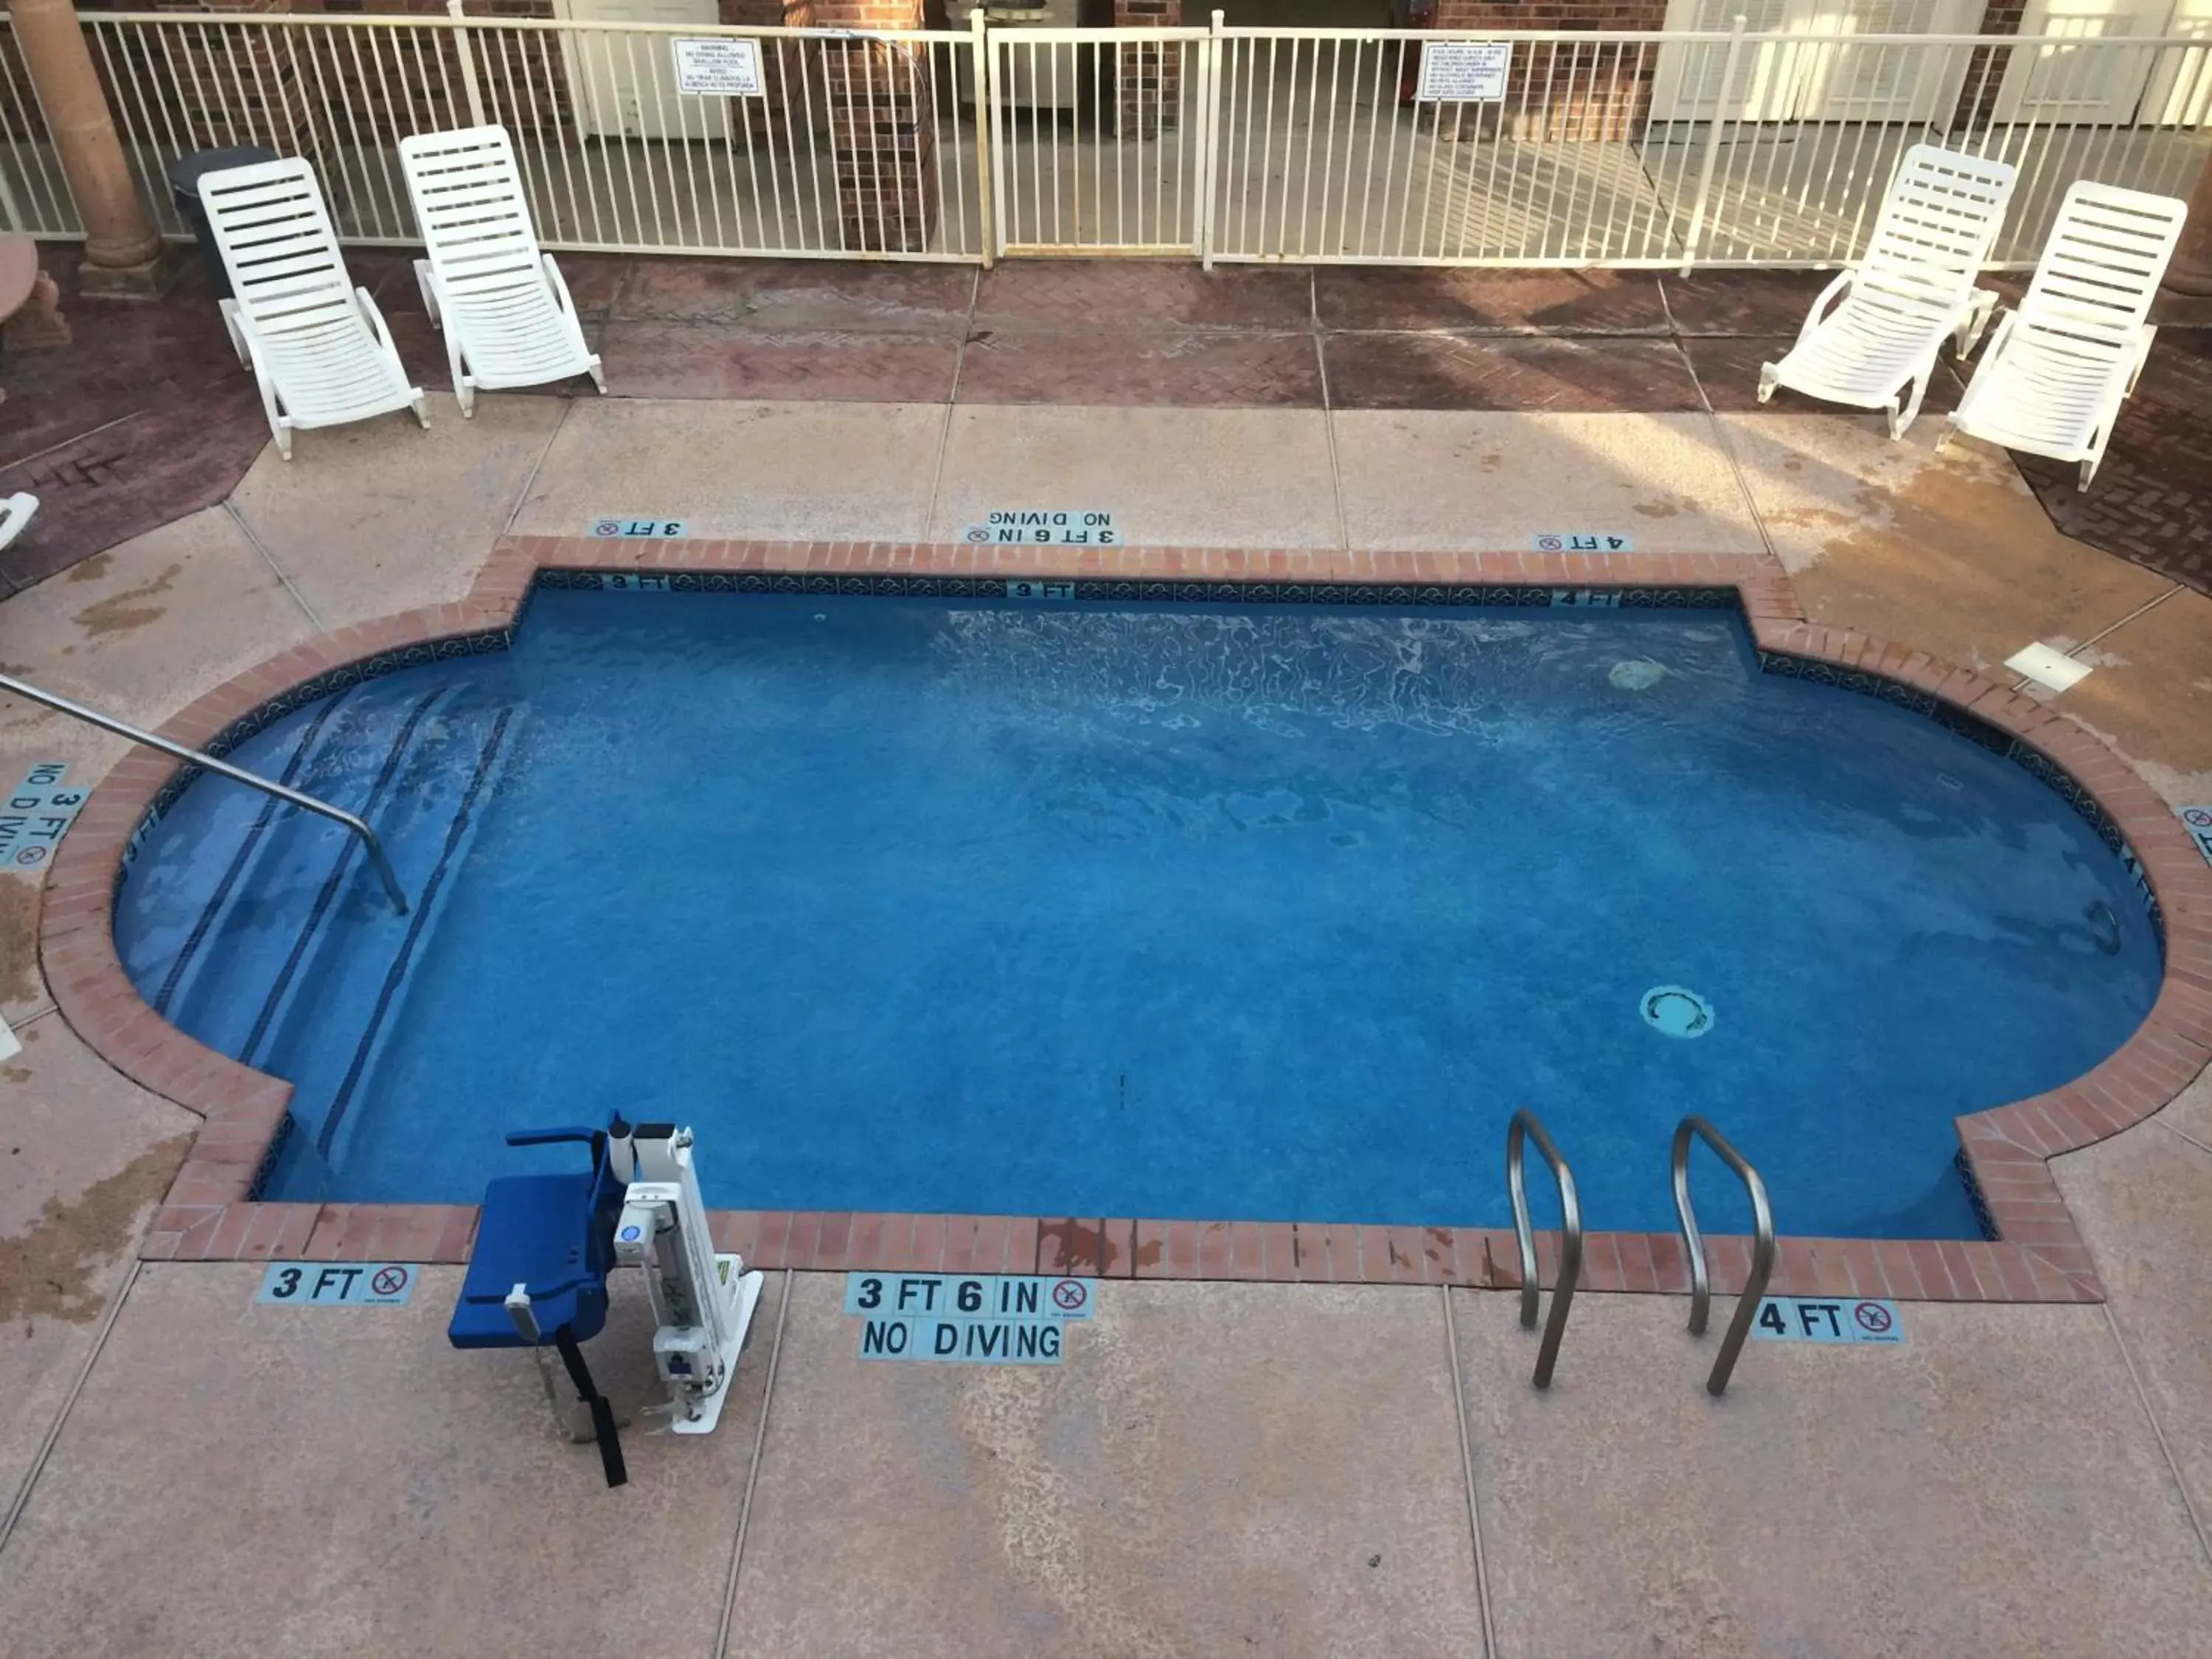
167, 147, 279, 301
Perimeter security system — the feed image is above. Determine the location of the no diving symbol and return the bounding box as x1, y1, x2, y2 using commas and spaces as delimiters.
371, 1265, 410, 1298
1051, 1279, 1088, 1314
1854, 1300, 1893, 1335
2186, 807, 2212, 828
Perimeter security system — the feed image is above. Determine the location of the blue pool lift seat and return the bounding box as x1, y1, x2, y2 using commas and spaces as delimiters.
449, 1120, 633, 1486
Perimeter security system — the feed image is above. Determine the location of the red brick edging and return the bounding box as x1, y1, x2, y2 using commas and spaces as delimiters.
38, 538, 2212, 1303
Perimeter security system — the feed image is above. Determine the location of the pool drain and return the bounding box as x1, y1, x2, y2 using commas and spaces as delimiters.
1610, 659, 1666, 691
1641, 985, 1714, 1039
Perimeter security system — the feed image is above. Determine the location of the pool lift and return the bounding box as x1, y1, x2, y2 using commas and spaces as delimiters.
611, 1119, 765, 1437
447, 1115, 764, 1487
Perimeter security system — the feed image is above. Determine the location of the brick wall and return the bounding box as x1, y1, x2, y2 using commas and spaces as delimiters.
87, 0, 321, 156
63, 0, 549, 157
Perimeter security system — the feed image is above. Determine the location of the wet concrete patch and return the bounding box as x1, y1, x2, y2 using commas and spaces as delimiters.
73, 563, 179, 638
0, 877, 39, 1010
0, 1128, 192, 1327
1725, 414, 2173, 675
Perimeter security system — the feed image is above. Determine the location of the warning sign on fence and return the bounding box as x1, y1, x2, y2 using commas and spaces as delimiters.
673, 38, 764, 97
1416, 42, 1512, 103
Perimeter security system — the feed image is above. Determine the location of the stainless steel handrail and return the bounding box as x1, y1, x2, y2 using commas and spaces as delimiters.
0, 672, 409, 914
1670, 1115, 1776, 1397
1506, 1107, 1582, 1391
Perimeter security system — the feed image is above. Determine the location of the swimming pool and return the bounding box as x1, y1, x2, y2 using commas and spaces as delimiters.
114, 589, 2160, 1240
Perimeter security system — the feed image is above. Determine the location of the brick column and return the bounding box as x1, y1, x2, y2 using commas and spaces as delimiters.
1950, 0, 2024, 135
810, 0, 939, 251
721, 0, 812, 146
1113, 0, 1180, 139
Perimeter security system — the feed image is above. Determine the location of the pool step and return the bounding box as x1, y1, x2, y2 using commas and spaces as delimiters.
260, 698, 521, 1188
145, 684, 436, 1053
121, 686, 522, 1197
232, 686, 464, 1074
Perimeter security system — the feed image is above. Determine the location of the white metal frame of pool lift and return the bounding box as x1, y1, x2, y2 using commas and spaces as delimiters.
605, 1122, 764, 1435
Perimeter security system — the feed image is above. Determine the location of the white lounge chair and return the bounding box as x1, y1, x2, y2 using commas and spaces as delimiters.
397, 125, 606, 417
200, 157, 427, 462
1938, 182, 2188, 490
0, 492, 35, 552
1757, 145, 2018, 438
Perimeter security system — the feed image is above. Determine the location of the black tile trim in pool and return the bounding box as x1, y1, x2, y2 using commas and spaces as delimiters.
531, 568, 1748, 611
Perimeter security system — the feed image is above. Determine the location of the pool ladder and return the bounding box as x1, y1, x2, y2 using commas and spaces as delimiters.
1505, 1109, 1777, 1395
0, 670, 408, 913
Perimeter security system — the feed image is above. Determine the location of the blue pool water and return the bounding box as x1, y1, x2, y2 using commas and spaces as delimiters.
116, 593, 2161, 1239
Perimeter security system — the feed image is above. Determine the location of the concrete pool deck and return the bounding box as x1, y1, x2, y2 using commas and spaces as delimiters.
5, 262, 2212, 1655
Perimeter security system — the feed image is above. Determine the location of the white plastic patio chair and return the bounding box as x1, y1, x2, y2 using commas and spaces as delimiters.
397, 125, 605, 417
1938, 182, 2188, 490
1757, 145, 2019, 439
200, 157, 427, 462
0, 491, 35, 552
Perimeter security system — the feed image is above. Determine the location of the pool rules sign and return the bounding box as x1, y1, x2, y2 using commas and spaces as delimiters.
844, 1273, 1093, 1366
672, 37, 763, 97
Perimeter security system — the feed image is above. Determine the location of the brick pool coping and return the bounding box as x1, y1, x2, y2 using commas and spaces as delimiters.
37, 536, 2212, 1304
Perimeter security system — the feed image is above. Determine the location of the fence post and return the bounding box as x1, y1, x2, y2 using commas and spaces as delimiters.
983, 7, 1009, 258
970, 6, 992, 269
1198, 9, 1223, 268
1677, 14, 1744, 278
446, 0, 489, 129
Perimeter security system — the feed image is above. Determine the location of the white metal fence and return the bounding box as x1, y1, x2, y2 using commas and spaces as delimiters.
1202, 24, 2210, 266
1, 13, 990, 260
1, 10, 2206, 271
990, 26, 1214, 255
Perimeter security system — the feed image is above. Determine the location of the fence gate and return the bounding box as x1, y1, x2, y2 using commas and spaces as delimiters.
986, 25, 1216, 257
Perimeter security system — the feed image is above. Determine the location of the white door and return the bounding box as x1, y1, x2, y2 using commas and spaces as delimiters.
1993, 0, 2188, 124
1795, 0, 1979, 120
2143, 0, 2212, 125
557, 0, 724, 142
1650, 0, 1978, 122
1650, 0, 1800, 124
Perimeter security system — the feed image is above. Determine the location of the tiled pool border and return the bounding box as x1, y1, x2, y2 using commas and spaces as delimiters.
38, 538, 2212, 1305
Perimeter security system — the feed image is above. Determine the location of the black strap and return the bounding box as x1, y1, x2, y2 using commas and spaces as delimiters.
554, 1326, 627, 1489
